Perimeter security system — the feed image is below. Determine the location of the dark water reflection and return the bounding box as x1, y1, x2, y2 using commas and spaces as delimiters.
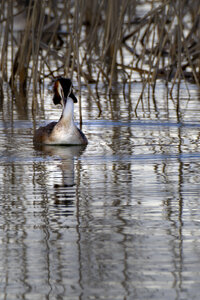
1, 84, 200, 299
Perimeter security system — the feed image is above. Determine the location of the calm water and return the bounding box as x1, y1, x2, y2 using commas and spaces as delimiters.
1, 82, 200, 299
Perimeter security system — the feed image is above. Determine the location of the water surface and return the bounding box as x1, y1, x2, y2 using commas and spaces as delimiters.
1, 82, 200, 299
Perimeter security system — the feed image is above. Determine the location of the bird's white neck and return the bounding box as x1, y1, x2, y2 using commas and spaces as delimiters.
61, 97, 74, 123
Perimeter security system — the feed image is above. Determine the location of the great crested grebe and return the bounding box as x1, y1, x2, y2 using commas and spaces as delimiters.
33, 77, 88, 145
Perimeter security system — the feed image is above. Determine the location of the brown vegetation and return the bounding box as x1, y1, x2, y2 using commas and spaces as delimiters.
0, 0, 200, 114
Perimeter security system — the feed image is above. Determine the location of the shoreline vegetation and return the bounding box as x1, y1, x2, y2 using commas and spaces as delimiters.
0, 0, 200, 116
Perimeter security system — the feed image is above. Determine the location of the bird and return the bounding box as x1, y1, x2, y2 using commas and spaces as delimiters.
33, 77, 88, 145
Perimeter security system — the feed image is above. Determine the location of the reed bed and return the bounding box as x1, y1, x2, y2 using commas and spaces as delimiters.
0, 0, 200, 115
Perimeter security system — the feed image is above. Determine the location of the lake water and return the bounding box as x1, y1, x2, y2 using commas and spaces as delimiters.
1, 81, 200, 299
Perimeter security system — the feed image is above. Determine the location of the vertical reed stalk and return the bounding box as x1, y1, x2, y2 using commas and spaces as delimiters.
74, 0, 82, 129
0, 0, 200, 118
109, 0, 129, 89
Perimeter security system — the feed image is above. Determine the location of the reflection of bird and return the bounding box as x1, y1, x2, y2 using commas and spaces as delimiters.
33, 78, 88, 145
35, 144, 86, 187
37, 144, 86, 217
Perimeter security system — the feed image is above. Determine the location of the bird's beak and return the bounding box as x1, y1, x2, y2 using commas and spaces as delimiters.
69, 91, 78, 103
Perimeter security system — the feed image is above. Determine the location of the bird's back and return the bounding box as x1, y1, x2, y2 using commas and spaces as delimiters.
33, 121, 57, 144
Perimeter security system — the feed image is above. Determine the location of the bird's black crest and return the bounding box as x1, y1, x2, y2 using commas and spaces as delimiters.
53, 77, 77, 105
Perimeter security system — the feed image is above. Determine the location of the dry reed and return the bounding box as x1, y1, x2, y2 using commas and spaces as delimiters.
0, 0, 200, 116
